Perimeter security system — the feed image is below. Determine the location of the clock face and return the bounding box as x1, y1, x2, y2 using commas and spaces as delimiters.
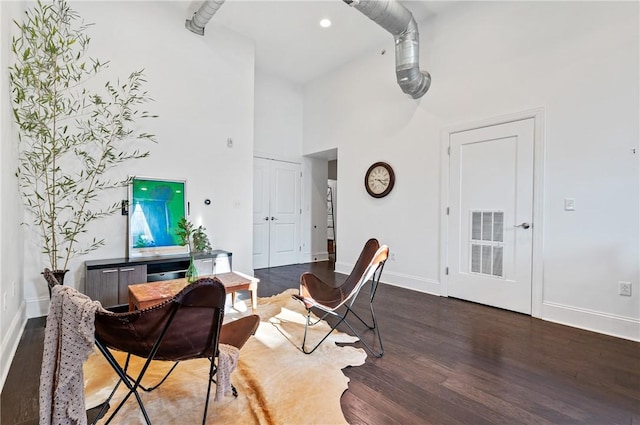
365, 162, 395, 198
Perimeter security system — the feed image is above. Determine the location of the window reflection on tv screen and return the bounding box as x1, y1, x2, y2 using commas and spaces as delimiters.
129, 177, 187, 257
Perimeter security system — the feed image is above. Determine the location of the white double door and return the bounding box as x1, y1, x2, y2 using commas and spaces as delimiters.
253, 158, 301, 269
447, 118, 535, 314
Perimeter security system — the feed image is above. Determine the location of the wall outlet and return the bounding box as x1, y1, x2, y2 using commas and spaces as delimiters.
619, 281, 632, 297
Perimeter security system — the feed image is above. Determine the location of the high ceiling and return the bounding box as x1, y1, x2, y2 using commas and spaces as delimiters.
182, 1, 453, 85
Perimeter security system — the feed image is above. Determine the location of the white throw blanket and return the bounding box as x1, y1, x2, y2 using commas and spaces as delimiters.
39, 285, 103, 425
215, 343, 240, 401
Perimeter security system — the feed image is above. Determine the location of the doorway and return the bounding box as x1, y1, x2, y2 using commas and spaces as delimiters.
253, 157, 301, 269
443, 112, 544, 315
328, 159, 337, 261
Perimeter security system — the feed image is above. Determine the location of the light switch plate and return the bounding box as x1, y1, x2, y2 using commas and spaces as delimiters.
564, 198, 575, 211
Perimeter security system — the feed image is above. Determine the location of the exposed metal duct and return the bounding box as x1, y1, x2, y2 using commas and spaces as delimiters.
185, 0, 226, 36
186, 0, 430, 98
344, 0, 431, 99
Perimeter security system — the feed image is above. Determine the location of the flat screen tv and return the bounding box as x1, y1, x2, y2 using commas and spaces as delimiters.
128, 177, 188, 258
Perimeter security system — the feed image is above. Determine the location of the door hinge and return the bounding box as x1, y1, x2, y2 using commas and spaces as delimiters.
447, 146, 451, 155
446, 207, 450, 215
445, 267, 449, 275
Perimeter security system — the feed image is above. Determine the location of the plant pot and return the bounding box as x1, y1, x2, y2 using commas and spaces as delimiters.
42, 269, 68, 298
52, 269, 68, 284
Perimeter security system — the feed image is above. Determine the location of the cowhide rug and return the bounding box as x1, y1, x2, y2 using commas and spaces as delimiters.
83, 289, 366, 424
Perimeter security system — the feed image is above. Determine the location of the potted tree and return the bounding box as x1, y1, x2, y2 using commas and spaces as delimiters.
176, 217, 212, 283
9, 0, 157, 286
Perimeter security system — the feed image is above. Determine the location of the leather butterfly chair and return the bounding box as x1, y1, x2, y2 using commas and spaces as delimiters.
93, 277, 260, 425
293, 238, 389, 358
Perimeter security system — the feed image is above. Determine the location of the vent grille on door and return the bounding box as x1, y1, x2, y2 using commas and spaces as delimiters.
470, 211, 504, 277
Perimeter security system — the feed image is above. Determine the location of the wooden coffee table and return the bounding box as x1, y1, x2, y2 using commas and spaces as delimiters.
128, 271, 259, 312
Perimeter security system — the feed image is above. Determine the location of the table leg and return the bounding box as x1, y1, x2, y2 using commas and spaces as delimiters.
249, 281, 258, 313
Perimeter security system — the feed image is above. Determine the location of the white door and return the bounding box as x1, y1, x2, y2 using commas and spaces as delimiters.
447, 119, 535, 314
253, 158, 301, 269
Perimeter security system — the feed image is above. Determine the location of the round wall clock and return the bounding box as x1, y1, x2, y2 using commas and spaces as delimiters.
365, 162, 395, 198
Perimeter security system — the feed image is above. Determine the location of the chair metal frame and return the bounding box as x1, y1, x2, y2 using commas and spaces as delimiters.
92, 279, 226, 425
294, 242, 388, 358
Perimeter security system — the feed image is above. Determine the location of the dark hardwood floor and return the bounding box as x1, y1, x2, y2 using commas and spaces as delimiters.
2, 261, 639, 425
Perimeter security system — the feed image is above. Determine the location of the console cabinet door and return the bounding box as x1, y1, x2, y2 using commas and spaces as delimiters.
194, 258, 214, 276
213, 256, 231, 274
118, 265, 147, 305
86, 268, 119, 307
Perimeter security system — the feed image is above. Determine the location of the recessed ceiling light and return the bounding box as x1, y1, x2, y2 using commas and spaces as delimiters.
319, 18, 332, 28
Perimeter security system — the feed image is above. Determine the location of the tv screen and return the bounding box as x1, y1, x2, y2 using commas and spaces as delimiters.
128, 177, 188, 258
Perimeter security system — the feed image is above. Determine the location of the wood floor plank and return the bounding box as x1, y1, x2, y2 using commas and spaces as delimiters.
1, 318, 46, 425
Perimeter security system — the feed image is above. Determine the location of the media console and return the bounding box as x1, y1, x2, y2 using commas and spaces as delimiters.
85, 250, 232, 308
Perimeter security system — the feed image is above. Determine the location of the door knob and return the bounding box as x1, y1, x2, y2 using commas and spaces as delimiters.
271, 217, 278, 221
514, 222, 531, 229
263, 216, 269, 221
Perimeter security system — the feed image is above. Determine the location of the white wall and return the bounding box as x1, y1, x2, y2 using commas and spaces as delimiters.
14, 1, 256, 317
303, 1, 639, 340
254, 72, 303, 161
0, 0, 28, 391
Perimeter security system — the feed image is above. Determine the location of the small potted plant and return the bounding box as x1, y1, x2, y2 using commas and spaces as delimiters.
176, 217, 212, 283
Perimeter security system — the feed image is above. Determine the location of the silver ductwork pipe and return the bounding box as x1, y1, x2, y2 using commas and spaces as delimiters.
185, 0, 226, 36
344, 0, 431, 99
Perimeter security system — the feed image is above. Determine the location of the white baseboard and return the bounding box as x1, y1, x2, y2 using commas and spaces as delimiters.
334, 262, 351, 275
335, 262, 442, 296
26, 296, 49, 319
0, 301, 27, 390
300, 251, 329, 263
378, 270, 442, 296
542, 301, 640, 342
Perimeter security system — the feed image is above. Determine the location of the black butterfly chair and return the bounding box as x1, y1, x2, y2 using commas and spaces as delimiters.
293, 238, 389, 357
93, 277, 259, 425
